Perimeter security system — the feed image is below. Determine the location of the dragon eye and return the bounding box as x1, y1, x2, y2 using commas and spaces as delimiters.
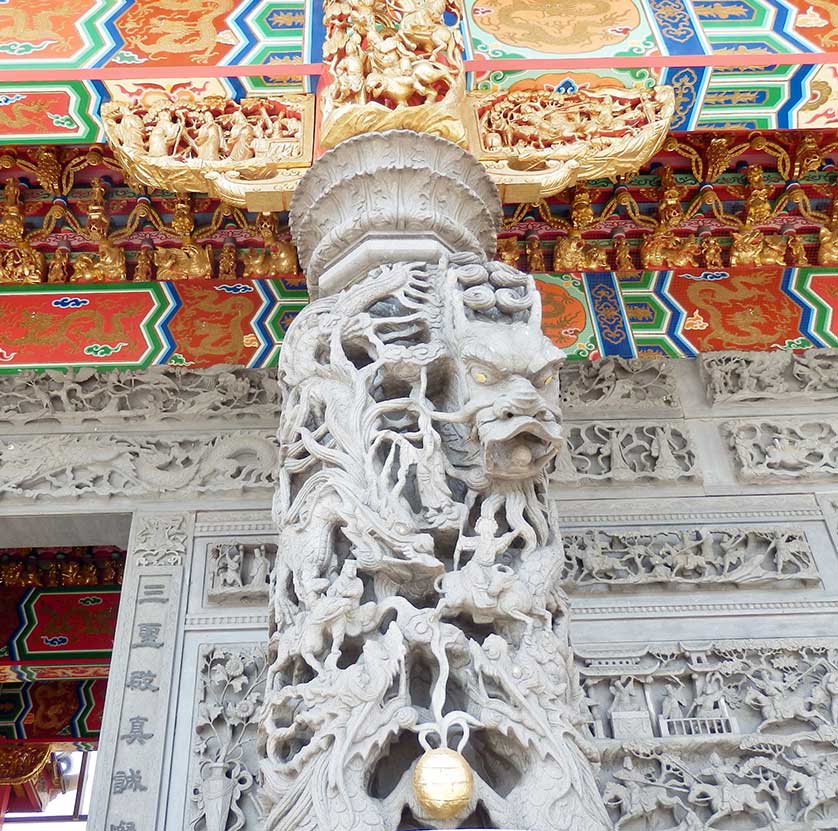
538, 373, 554, 388
472, 369, 489, 384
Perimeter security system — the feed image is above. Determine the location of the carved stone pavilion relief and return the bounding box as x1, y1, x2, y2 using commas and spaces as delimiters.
258, 130, 611, 831
578, 639, 838, 829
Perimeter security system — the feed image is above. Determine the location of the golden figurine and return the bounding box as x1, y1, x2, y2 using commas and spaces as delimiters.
729, 228, 786, 267
242, 242, 298, 278
155, 244, 213, 280
526, 236, 546, 272
657, 166, 683, 227
86, 178, 109, 241
0, 242, 45, 284
57, 560, 81, 585
787, 234, 809, 267
571, 182, 595, 231
34, 148, 62, 195
795, 133, 822, 178
553, 232, 608, 271
72, 240, 127, 282
743, 165, 772, 226
171, 195, 195, 241
640, 230, 699, 268
0, 178, 25, 242
218, 239, 238, 281
496, 236, 520, 268
818, 225, 838, 265
0, 560, 25, 587
134, 245, 155, 281
700, 234, 724, 269
47, 247, 70, 283
705, 135, 736, 182
614, 236, 634, 272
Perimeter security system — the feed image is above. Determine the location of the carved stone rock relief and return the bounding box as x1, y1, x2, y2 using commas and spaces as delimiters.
560, 358, 680, 417
725, 419, 838, 481
0, 432, 276, 500
191, 644, 267, 831
561, 526, 819, 591
0, 366, 278, 428
133, 514, 190, 567
207, 542, 277, 604
579, 639, 838, 743
260, 252, 611, 831
702, 349, 838, 405
552, 422, 699, 484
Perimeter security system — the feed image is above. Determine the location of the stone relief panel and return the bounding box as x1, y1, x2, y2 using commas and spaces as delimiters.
206, 542, 277, 604
561, 526, 820, 592
133, 514, 191, 567
0, 366, 278, 428
552, 422, 700, 485
190, 644, 267, 831
578, 639, 838, 742
702, 349, 838, 405
725, 420, 838, 481
560, 358, 680, 417
0, 431, 276, 500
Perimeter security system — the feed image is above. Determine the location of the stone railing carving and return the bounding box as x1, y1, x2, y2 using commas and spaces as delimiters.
561, 526, 819, 591
0, 367, 278, 429
206, 542, 276, 604
191, 644, 267, 831
560, 358, 679, 417
0, 431, 276, 501
701, 349, 838, 405
725, 419, 838, 481
552, 422, 699, 484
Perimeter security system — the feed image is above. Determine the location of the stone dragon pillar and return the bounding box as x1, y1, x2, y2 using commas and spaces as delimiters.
256, 130, 612, 831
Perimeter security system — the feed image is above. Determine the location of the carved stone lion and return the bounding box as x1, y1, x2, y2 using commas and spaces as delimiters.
259, 253, 609, 831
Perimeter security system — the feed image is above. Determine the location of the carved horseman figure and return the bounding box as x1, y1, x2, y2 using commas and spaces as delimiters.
258, 131, 609, 831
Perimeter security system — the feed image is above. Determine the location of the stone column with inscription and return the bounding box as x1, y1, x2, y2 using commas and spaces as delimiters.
257, 130, 611, 831
87, 513, 191, 831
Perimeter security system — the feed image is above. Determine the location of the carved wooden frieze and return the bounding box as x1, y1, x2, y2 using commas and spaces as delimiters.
562, 526, 819, 591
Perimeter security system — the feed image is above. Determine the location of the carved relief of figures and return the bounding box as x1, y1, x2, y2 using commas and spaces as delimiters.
155, 244, 213, 280
0, 366, 278, 426
261, 253, 610, 831
553, 232, 608, 271
320, 0, 466, 146
701, 349, 838, 404
579, 639, 838, 745
207, 543, 276, 603
241, 243, 297, 278
0, 178, 43, 283
191, 645, 267, 831
72, 240, 127, 282
641, 230, 699, 269
102, 97, 310, 199
559, 358, 678, 414
472, 86, 674, 194
725, 419, 838, 481
553, 422, 699, 484
561, 526, 819, 590
729, 228, 787, 267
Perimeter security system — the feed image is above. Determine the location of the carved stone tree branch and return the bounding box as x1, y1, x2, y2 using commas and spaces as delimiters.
257, 130, 610, 831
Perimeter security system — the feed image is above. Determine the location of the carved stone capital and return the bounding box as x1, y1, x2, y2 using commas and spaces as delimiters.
289, 130, 501, 297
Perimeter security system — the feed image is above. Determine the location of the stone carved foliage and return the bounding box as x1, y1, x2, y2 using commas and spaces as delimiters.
726, 420, 838, 481
562, 526, 819, 591
262, 253, 610, 831
553, 422, 699, 484
701, 349, 838, 405
207, 543, 276, 604
0, 366, 278, 428
560, 358, 678, 415
192, 645, 267, 831
0, 432, 276, 501
133, 514, 189, 567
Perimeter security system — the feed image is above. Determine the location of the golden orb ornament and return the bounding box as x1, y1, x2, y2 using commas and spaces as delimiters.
412, 747, 474, 820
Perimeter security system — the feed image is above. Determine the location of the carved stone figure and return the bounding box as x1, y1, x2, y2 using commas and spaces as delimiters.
260, 241, 608, 829
208, 542, 277, 603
